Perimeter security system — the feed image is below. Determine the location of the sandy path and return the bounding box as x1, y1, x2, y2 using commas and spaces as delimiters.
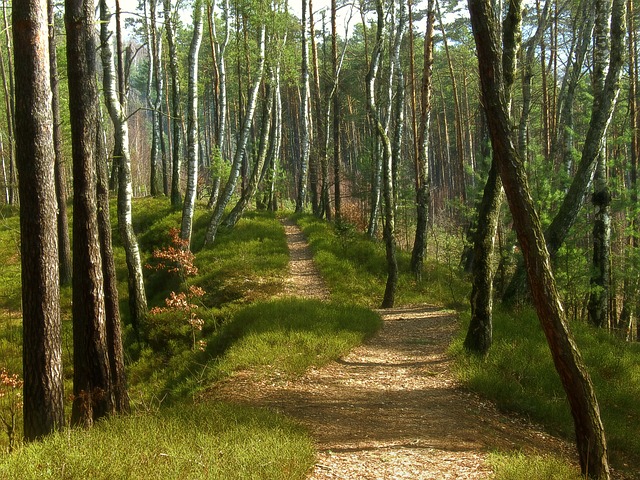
214, 218, 575, 479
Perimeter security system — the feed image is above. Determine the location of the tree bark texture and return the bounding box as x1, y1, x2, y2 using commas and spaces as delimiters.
180, 0, 204, 247
14, 0, 65, 441
410, 0, 435, 277
367, 0, 398, 309
95, 106, 130, 414
66, 0, 114, 427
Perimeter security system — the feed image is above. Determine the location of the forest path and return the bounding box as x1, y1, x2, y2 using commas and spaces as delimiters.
214, 218, 573, 479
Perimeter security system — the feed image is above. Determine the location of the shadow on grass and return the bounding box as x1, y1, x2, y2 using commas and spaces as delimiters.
148, 298, 382, 404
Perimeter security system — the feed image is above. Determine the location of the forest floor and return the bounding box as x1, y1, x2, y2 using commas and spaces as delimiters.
213, 218, 576, 479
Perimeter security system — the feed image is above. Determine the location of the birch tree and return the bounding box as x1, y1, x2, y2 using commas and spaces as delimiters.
296, 0, 311, 213
204, 23, 267, 246
99, 0, 148, 334
366, 0, 398, 308
180, 0, 204, 247
504, 0, 625, 303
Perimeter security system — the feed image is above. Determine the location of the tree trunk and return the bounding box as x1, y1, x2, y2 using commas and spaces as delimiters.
504, 0, 624, 303
14, 0, 65, 441
411, 0, 435, 277
66, 0, 114, 427
367, 0, 398, 309
588, 0, 613, 329
224, 80, 274, 227
296, 0, 311, 213
95, 103, 130, 414
2, 0, 15, 205
48, 0, 72, 286
204, 25, 266, 247
100, 0, 148, 334
180, 0, 204, 247
464, 0, 520, 354
165, 0, 183, 206
469, 0, 611, 476
332, 0, 342, 221
436, 0, 466, 205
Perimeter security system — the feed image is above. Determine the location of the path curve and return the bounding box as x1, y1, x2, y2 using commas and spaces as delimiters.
214, 218, 574, 479
279, 218, 330, 300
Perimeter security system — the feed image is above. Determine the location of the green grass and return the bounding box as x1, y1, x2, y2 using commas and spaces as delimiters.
488, 451, 582, 480
0, 206, 21, 311
128, 298, 382, 405
212, 298, 382, 378
0, 200, 332, 477
0, 402, 314, 479
451, 306, 640, 477
295, 214, 469, 309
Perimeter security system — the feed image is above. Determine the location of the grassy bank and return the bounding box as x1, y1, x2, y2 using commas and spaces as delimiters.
0, 200, 381, 479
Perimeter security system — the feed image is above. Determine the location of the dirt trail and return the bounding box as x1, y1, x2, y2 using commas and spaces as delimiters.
215, 219, 575, 479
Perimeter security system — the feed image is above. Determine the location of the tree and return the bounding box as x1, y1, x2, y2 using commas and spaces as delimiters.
468, 0, 611, 476
204, 23, 267, 246
165, 0, 183, 206
366, 0, 398, 308
504, 0, 625, 303
410, 0, 435, 277
65, 0, 115, 427
464, 0, 521, 354
180, 0, 204, 247
99, 0, 148, 335
48, 0, 72, 286
14, 0, 65, 441
587, 0, 614, 328
296, 0, 311, 213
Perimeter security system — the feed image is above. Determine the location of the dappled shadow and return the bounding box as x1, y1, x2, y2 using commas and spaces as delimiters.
214, 305, 574, 479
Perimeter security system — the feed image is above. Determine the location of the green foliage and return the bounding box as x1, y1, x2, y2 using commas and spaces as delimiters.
451, 306, 640, 476
488, 451, 581, 480
0, 402, 314, 479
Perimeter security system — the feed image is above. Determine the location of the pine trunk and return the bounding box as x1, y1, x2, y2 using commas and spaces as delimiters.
469, 0, 611, 476
15, 0, 65, 440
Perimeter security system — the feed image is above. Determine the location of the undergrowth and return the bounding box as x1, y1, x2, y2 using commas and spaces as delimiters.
294, 213, 469, 309
451, 306, 640, 477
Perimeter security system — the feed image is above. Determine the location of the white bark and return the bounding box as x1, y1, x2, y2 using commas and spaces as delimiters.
204, 25, 267, 246
180, 0, 204, 247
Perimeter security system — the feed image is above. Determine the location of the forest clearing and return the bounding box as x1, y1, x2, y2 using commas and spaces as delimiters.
4, 0, 640, 478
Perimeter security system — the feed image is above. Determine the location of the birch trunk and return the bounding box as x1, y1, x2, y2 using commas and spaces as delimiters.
588, 0, 613, 329
367, 0, 398, 308
204, 25, 266, 247
296, 0, 311, 213
410, 0, 435, 276
99, 0, 148, 333
180, 0, 204, 247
